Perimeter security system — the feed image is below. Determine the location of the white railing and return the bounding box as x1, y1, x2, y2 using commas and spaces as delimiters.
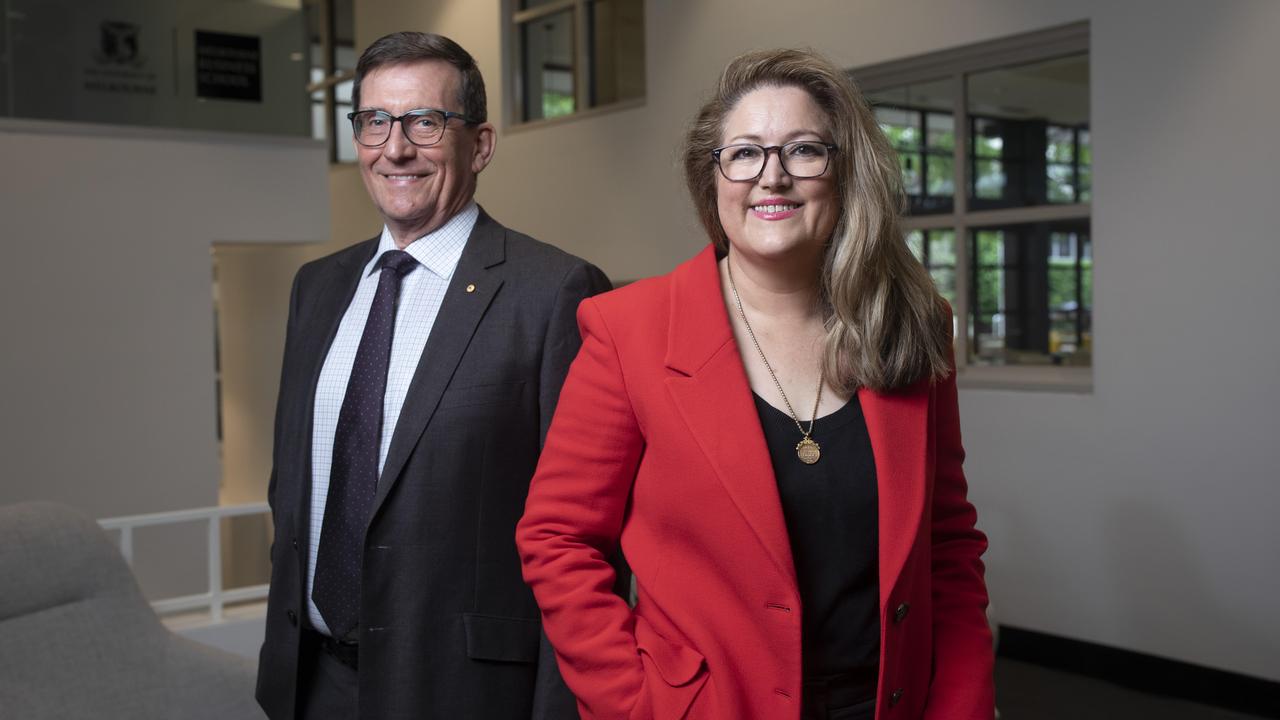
99, 502, 271, 622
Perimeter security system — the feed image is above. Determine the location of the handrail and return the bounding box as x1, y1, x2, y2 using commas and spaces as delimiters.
99, 502, 271, 623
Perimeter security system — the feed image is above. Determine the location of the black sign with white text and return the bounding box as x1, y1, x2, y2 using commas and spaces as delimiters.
195, 31, 261, 102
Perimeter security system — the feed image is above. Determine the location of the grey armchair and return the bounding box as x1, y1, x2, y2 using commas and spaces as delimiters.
0, 501, 264, 719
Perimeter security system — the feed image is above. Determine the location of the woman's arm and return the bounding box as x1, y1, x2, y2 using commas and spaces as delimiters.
924, 348, 997, 719
517, 297, 647, 720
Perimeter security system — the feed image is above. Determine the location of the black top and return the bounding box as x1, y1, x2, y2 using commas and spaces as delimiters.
753, 392, 880, 678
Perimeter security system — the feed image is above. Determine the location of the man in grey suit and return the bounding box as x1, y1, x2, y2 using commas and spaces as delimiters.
255, 31, 610, 720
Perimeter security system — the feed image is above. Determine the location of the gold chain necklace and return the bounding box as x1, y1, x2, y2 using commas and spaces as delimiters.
726, 261, 824, 465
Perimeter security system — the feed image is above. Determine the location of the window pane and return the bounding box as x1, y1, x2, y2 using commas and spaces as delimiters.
928, 230, 957, 265
1078, 128, 1093, 202
588, 0, 645, 107
974, 159, 1005, 199
972, 119, 1004, 158
908, 229, 956, 305
331, 0, 356, 67
900, 154, 922, 196
927, 112, 954, 151
1046, 125, 1074, 163
867, 78, 954, 215
967, 53, 1089, 209
521, 10, 576, 121
926, 154, 954, 196
310, 67, 325, 102
930, 268, 957, 304
1047, 163, 1075, 202
968, 221, 1092, 367
311, 102, 325, 141
335, 42, 357, 74
335, 79, 352, 105
875, 107, 921, 151
334, 104, 356, 163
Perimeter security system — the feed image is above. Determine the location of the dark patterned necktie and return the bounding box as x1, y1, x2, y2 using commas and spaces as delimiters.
312, 249, 418, 639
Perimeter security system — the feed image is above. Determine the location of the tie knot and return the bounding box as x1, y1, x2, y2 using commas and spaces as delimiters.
379, 249, 418, 277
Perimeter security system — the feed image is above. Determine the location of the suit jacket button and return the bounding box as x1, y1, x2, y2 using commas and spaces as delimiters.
894, 602, 910, 623
890, 688, 904, 705
287, 610, 297, 626
291, 538, 299, 551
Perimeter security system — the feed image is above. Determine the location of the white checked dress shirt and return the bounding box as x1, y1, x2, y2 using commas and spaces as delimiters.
306, 202, 478, 635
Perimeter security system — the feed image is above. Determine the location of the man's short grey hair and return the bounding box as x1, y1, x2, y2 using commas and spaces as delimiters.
352, 31, 487, 123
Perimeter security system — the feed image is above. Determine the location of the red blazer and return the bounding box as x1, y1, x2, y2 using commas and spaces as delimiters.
517, 246, 994, 720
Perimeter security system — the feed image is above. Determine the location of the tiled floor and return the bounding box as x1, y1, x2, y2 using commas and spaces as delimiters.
995, 659, 1273, 720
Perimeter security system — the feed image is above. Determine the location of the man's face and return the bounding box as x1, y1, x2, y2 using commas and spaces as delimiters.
355, 60, 495, 246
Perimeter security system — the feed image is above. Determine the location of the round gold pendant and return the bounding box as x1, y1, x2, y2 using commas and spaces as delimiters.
796, 437, 821, 465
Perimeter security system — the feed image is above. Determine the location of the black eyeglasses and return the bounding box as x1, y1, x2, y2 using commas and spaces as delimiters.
711, 141, 839, 182
347, 108, 479, 148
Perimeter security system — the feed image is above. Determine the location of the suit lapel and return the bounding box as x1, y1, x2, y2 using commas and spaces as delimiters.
860, 380, 928, 608
663, 246, 798, 590
370, 211, 506, 518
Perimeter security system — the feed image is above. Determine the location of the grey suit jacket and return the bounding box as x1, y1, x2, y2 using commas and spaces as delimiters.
255, 209, 611, 720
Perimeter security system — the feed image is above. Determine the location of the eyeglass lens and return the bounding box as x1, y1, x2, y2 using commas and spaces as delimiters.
352, 110, 448, 146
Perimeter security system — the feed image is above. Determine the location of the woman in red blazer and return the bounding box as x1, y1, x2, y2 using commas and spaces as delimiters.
517, 49, 993, 720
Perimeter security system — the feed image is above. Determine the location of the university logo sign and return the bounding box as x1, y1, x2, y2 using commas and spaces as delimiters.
94, 21, 146, 67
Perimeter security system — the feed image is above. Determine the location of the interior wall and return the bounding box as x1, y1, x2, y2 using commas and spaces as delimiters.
213, 163, 379, 587
0, 120, 330, 598
352, 0, 1280, 680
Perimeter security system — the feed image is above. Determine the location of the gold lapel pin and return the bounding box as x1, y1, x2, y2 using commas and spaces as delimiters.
465, 283, 476, 293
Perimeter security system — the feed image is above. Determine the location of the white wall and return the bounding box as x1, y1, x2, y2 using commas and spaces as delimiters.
355, 0, 1280, 680
0, 120, 330, 596
213, 164, 380, 587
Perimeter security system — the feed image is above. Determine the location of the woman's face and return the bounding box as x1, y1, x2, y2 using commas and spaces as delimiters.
715, 85, 840, 265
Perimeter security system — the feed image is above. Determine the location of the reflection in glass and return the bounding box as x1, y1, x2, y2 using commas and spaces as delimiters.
974, 159, 1005, 200
905, 229, 958, 305
522, 10, 576, 121
307, 1, 357, 161
589, 0, 645, 107
969, 220, 1092, 366
966, 53, 1089, 209
867, 78, 955, 215
334, 104, 356, 163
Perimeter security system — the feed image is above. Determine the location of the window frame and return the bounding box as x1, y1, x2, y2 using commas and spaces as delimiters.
304, 0, 355, 164
505, 0, 645, 129
852, 21, 1092, 392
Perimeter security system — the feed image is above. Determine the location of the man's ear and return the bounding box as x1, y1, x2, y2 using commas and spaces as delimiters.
471, 122, 496, 173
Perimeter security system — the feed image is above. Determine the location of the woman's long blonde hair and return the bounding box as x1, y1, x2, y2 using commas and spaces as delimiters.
683, 48, 952, 392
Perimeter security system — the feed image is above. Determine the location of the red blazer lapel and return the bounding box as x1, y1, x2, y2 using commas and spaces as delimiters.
861, 381, 929, 608
662, 247, 798, 590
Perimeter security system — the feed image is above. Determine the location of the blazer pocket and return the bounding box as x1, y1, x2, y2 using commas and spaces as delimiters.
632, 616, 708, 719
462, 613, 541, 663
438, 381, 526, 410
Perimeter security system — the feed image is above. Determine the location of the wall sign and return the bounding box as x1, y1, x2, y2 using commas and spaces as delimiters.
85, 20, 158, 96
195, 30, 262, 102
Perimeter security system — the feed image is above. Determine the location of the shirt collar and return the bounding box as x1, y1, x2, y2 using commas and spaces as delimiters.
364, 201, 479, 280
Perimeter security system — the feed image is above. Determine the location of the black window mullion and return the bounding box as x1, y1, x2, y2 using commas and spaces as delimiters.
1076, 233, 1086, 347
1073, 126, 1081, 203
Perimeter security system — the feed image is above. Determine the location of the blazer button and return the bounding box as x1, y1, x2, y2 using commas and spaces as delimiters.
894, 602, 910, 623
287, 610, 297, 626
890, 688, 904, 706
291, 538, 299, 551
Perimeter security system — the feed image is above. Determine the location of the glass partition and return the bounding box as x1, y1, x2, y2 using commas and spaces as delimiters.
2, 0, 310, 137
